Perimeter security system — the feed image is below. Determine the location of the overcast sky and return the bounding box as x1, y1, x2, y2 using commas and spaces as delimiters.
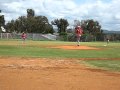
0, 0, 120, 31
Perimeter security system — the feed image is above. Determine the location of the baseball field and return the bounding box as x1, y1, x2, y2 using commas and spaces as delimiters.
0, 40, 120, 90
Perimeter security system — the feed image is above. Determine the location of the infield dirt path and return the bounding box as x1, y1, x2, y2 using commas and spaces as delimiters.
0, 57, 120, 90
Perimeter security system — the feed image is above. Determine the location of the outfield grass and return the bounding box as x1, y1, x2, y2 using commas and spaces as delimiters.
0, 40, 120, 58
0, 40, 120, 72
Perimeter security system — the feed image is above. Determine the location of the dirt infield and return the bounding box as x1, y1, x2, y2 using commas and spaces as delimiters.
51, 45, 100, 50
0, 57, 120, 90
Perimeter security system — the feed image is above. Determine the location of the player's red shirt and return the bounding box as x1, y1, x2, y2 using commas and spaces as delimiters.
75, 27, 83, 36
21, 33, 27, 39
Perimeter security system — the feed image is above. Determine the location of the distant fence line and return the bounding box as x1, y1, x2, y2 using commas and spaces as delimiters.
0, 33, 120, 41
0, 33, 57, 40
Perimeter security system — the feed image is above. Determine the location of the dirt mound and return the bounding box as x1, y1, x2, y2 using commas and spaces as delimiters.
51, 45, 99, 50
0, 57, 120, 90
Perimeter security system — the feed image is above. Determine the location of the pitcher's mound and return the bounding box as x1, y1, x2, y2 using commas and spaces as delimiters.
51, 45, 99, 50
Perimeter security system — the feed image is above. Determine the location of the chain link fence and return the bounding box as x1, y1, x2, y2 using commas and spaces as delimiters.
0, 33, 57, 41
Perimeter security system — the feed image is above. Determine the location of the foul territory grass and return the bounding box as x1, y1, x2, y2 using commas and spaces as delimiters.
0, 40, 120, 71
83, 60, 120, 72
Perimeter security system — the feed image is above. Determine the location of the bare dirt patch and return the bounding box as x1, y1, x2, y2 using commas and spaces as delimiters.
0, 57, 120, 90
51, 45, 100, 50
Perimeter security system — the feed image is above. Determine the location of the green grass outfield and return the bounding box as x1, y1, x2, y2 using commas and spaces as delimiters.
0, 39, 120, 72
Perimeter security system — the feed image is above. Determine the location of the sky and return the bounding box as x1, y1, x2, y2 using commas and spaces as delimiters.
0, 0, 120, 31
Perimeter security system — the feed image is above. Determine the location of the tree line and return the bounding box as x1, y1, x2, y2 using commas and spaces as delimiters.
0, 9, 104, 40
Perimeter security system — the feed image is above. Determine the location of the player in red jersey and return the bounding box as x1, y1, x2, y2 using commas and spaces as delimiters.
75, 26, 83, 46
21, 32, 27, 43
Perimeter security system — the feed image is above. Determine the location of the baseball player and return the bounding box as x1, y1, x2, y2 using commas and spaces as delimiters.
75, 26, 83, 46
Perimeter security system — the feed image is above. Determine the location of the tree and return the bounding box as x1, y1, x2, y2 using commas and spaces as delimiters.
0, 10, 5, 32
33, 16, 49, 33
6, 9, 54, 34
81, 19, 102, 35
81, 19, 103, 41
6, 20, 15, 32
51, 18, 69, 34
27, 9, 35, 18
0, 15, 5, 27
